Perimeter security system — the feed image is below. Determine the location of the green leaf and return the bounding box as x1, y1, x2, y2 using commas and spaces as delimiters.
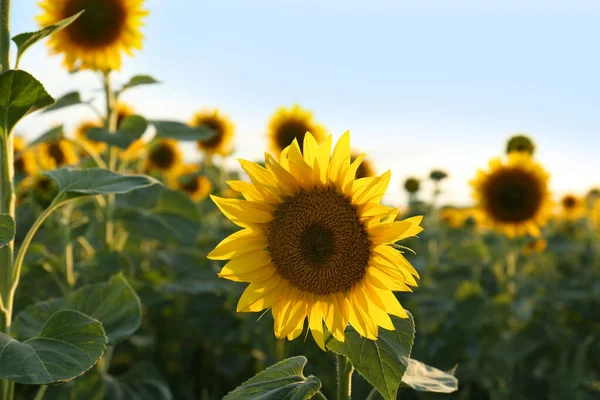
29, 125, 64, 147
14, 274, 142, 345
0, 309, 107, 384
12, 11, 84, 67
42, 91, 82, 113
104, 362, 173, 400
0, 214, 15, 248
151, 120, 215, 141
400, 358, 458, 393
87, 115, 148, 149
45, 369, 105, 400
325, 312, 415, 400
0, 70, 54, 134
120, 75, 160, 92
223, 356, 321, 400
45, 167, 159, 203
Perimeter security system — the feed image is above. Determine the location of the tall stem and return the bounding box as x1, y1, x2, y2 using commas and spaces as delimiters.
0, 0, 10, 72
62, 205, 75, 287
103, 71, 117, 248
336, 354, 353, 400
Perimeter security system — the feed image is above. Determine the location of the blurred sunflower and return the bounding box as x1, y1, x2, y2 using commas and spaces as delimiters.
38, 139, 80, 169
471, 152, 552, 237
440, 207, 467, 228
267, 105, 326, 155
37, 0, 148, 71
593, 199, 600, 229
209, 131, 422, 349
115, 102, 135, 128
404, 177, 420, 194
190, 109, 235, 157
28, 174, 60, 208
560, 194, 585, 220
13, 136, 38, 176
74, 120, 106, 154
145, 139, 182, 173
352, 152, 375, 179
506, 134, 535, 155
167, 164, 212, 202
522, 239, 547, 256
120, 139, 146, 162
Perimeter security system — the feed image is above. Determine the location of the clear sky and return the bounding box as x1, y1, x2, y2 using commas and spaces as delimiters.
10, 0, 600, 206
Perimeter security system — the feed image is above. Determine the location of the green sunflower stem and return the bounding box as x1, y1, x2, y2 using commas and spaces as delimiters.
336, 354, 353, 400
365, 388, 379, 400
0, 0, 10, 72
103, 71, 118, 249
505, 243, 518, 298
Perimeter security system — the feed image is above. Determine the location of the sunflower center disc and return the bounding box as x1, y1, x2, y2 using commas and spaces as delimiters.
181, 176, 200, 193
14, 157, 25, 174
48, 143, 66, 165
63, 0, 127, 48
562, 196, 576, 209
267, 189, 371, 295
483, 168, 543, 223
197, 117, 225, 149
150, 144, 176, 169
275, 120, 310, 152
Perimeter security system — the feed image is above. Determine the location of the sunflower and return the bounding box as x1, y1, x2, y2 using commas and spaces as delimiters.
506, 134, 535, 155
352, 152, 375, 179
267, 105, 327, 155
13, 136, 38, 176
74, 120, 106, 154
120, 138, 146, 162
115, 102, 135, 128
37, 0, 148, 71
167, 164, 212, 202
593, 199, 600, 229
208, 131, 423, 349
559, 194, 585, 220
440, 207, 467, 229
190, 109, 235, 157
522, 239, 547, 256
470, 152, 552, 237
38, 139, 80, 169
145, 139, 182, 173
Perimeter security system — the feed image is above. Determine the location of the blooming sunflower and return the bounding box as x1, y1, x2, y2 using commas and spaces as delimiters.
13, 136, 38, 176
208, 131, 423, 349
190, 109, 235, 157
559, 194, 585, 220
267, 105, 327, 155
38, 139, 80, 169
115, 102, 135, 128
470, 152, 552, 237
593, 199, 600, 229
75, 120, 106, 154
145, 139, 182, 173
167, 164, 212, 202
440, 207, 467, 229
352, 152, 375, 179
522, 239, 547, 256
37, 0, 148, 71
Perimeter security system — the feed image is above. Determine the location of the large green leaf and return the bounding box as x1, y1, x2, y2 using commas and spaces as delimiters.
151, 120, 215, 141
103, 362, 173, 400
45, 167, 159, 203
42, 91, 83, 113
325, 312, 415, 400
0, 310, 107, 384
87, 115, 148, 149
223, 356, 321, 400
119, 75, 160, 93
400, 358, 458, 393
14, 274, 142, 345
46, 369, 105, 400
0, 70, 54, 134
12, 11, 83, 67
0, 214, 15, 248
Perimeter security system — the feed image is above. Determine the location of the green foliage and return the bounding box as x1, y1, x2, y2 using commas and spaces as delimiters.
151, 120, 215, 141
41, 91, 83, 113
0, 213, 15, 248
119, 75, 160, 93
0, 310, 106, 384
87, 115, 148, 149
223, 356, 321, 400
28, 125, 64, 146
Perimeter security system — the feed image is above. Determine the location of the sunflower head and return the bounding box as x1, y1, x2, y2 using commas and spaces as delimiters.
506, 134, 535, 156
75, 120, 106, 154
440, 207, 467, 228
13, 136, 38, 176
429, 169, 448, 182
37, 0, 148, 71
146, 139, 182, 173
593, 199, 600, 230
403, 177, 420, 194
190, 109, 235, 156
522, 238, 547, 256
167, 164, 212, 202
120, 138, 146, 162
30, 174, 59, 208
560, 194, 585, 220
208, 131, 423, 350
351, 152, 375, 179
267, 105, 326, 155
116, 102, 135, 128
38, 139, 80, 169
470, 152, 552, 237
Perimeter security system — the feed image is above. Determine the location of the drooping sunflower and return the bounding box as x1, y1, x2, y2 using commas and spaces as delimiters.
559, 194, 585, 220
74, 120, 106, 154
167, 164, 212, 202
470, 152, 552, 237
352, 152, 375, 179
38, 139, 80, 169
37, 0, 148, 71
145, 139, 183, 174
208, 131, 423, 349
267, 105, 327, 155
190, 109, 235, 157
13, 136, 38, 176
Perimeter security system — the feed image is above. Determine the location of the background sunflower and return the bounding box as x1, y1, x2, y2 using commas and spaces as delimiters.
190, 109, 235, 157
267, 104, 326, 155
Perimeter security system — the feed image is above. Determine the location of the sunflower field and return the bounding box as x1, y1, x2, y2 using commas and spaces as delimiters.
0, 2, 599, 400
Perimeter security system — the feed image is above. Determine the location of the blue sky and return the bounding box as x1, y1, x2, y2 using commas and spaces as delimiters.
10, 0, 600, 205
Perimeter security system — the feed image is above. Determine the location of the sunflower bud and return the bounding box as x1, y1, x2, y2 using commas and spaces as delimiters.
403, 178, 420, 194
506, 134, 535, 155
